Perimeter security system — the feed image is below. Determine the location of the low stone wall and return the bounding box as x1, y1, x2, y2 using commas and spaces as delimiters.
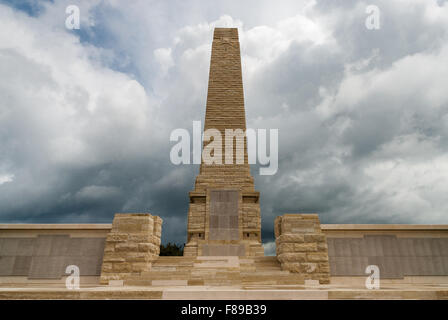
0, 225, 109, 280
321, 224, 448, 279
100, 214, 162, 285
275, 214, 330, 284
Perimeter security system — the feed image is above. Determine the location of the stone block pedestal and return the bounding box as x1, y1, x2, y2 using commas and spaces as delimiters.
275, 214, 330, 284
100, 213, 162, 285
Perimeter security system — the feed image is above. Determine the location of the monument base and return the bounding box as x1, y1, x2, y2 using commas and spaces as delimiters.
184, 240, 264, 257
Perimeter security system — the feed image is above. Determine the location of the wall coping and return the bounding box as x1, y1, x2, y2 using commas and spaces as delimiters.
0, 224, 112, 230
321, 224, 448, 231
0, 223, 447, 231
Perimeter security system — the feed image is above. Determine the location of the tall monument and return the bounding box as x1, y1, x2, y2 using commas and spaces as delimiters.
184, 28, 264, 257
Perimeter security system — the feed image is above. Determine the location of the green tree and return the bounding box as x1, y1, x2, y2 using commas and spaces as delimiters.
159, 242, 185, 256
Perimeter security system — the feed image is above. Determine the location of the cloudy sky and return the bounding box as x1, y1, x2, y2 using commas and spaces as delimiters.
1, 0, 448, 251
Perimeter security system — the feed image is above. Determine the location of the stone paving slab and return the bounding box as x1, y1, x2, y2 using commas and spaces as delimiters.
0, 285, 447, 300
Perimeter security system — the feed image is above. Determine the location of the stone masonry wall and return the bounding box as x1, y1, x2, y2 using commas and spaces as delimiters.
194, 27, 254, 192
100, 213, 162, 285
275, 214, 330, 284
242, 202, 261, 235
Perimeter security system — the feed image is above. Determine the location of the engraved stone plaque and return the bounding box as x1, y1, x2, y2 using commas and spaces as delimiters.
209, 190, 239, 241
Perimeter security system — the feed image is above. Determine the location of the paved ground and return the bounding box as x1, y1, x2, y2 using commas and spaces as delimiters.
1, 283, 447, 299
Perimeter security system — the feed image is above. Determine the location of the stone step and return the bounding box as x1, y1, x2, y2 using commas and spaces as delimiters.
150, 263, 194, 269
241, 271, 290, 276
120, 256, 297, 287
254, 264, 284, 268
139, 271, 191, 278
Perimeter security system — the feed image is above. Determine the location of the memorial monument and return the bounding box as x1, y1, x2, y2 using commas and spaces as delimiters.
183, 28, 264, 257
0, 27, 447, 299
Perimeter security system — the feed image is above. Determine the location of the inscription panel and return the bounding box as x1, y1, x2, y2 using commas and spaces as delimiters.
328, 236, 448, 278
0, 235, 106, 278
209, 190, 239, 241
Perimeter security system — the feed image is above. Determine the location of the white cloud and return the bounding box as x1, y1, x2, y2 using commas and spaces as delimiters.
317, 43, 448, 119
263, 241, 276, 256
0, 4, 153, 169
153, 47, 174, 75
0, 174, 14, 185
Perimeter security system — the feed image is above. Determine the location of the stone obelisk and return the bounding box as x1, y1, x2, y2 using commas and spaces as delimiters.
184, 28, 264, 257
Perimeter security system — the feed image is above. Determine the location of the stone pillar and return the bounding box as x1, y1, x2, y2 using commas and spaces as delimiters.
100, 213, 162, 285
184, 28, 264, 256
275, 214, 330, 284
